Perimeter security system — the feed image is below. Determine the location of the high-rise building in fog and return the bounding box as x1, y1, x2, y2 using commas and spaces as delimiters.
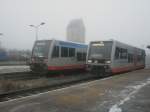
66, 19, 85, 43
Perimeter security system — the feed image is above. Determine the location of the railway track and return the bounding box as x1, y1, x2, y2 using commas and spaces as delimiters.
0, 72, 45, 80
0, 73, 103, 102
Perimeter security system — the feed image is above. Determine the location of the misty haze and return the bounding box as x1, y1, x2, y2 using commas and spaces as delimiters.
0, 0, 150, 50
0, 1, 150, 112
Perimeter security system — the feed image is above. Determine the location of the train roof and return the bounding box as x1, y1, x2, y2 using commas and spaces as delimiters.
90, 40, 145, 51
36, 39, 87, 45
114, 40, 145, 51
36, 39, 88, 48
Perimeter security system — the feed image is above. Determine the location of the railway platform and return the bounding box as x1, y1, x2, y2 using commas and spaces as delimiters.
0, 68, 150, 112
0, 66, 30, 74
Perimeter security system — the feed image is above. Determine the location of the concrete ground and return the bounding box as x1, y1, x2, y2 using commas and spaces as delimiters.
0, 68, 150, 112
0, 66, 30, 74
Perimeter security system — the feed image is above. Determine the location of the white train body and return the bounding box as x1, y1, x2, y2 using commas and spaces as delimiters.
30, 39, 87, 73
87, 40, 145, 74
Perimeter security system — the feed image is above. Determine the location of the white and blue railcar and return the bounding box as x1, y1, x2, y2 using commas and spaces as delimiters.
30, 39, 87, 73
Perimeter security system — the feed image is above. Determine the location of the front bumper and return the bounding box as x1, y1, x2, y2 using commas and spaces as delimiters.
86, 64, 111, 73
30, 63, 48, 73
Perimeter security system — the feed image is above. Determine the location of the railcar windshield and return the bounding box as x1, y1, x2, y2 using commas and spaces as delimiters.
88, 41, 113, 59
32, 40, 51, 58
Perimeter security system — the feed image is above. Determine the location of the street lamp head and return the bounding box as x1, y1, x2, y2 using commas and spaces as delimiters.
0, 33, 3, 36
147, 45, 150, 49
29, 22, 45, 41
29, 25, 34, 27
40, 22, 45, 25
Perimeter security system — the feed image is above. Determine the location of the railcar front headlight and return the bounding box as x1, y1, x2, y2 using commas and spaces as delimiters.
88, 60, 92, 63
94, 60, 98, 63
105, 60, 111, 64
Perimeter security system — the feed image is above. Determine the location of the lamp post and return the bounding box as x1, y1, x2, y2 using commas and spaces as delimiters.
29, 22, 45, 41
0, 33, 3, 47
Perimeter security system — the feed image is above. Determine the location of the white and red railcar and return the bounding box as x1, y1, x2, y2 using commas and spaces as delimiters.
86, 40, 145, 75
30, 39, 87, 73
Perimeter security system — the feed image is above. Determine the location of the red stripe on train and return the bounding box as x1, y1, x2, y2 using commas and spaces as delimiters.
48, 64, 86, 70
111, 64, 145, 74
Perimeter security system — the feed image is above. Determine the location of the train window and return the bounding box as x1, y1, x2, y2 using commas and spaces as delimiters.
61, 47, 68, 57
120, 48, 127, 59
77, 52, 82, 61
82, 53, 87, 61
141, 51, 145, 60
128, 53, 133, 63
69, 48, 75, 57
115, 47, 127, 59
115, 47, 120, 59
52, 46, 59, 58
77, 52, 86, 61
137, 55, 142, 62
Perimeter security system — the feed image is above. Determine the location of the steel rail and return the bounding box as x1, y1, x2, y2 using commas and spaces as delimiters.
0, 74, 102, 102
0, 72, 45, 80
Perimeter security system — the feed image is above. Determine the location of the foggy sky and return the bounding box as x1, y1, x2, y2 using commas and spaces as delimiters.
0, 0, 150, 50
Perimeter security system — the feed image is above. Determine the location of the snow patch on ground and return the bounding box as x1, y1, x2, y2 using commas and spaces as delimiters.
0, 66, 30, 73
109, 78, 150, 112
109, 105, 122, 112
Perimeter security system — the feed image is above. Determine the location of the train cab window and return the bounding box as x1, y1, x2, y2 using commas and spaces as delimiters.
32, 41, 51, 58
61, 47, 68, 57
69, 48, 75, 57
52, 46, 59, 58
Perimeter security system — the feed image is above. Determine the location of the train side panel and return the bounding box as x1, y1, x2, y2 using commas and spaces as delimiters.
134, 48, 145, 69
111, 41, 145, 74
111, 41, 135, 74
47, 40, 87, 71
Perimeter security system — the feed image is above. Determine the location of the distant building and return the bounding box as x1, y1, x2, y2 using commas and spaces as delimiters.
66, 19, 85, 43
0, 48, 8, 61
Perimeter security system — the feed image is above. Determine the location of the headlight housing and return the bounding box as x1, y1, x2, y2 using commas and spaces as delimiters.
88, 60, 92, 63
105, 60, 111, 64
94, 60, 98, 63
